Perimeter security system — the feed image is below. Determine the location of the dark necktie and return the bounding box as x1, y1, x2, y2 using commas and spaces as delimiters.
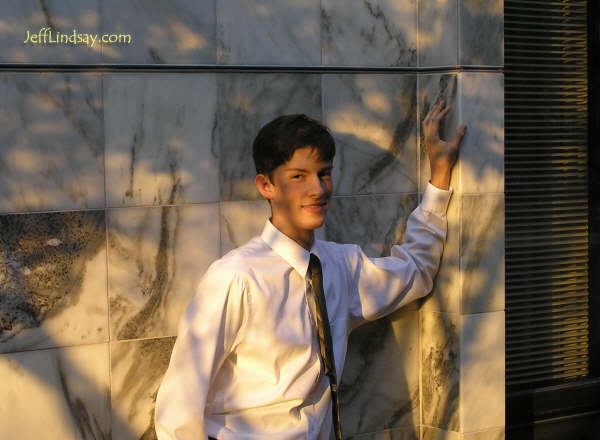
309, 253, 343, 440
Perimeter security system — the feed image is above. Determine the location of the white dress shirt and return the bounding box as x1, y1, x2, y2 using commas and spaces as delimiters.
155, 182, 452, 440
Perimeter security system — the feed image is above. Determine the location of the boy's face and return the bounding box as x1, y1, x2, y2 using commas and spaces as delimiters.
256, 146, 333, 243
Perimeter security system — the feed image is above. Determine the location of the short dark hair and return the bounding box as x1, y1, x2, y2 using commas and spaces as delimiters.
252, 114, 336, 178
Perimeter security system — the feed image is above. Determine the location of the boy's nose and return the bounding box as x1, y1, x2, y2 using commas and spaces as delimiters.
308, 175, 329, 197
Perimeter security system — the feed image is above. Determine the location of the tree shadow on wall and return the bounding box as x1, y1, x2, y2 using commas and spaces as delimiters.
0, 66, 505, 440
0, 69, 183, 438
0, 210, 135, 439
217, 69, 504, 440
0, 207, 181, 440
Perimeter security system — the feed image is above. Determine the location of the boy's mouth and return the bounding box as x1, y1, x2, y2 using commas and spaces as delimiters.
302, 201, 328, 214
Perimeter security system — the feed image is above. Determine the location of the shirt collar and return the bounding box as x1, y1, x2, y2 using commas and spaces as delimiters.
260, 219, 318, 279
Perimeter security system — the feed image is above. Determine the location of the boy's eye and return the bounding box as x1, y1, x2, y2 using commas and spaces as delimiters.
292, 174, 302, 179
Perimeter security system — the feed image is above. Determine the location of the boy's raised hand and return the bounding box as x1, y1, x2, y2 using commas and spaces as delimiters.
422, 99, 467, 190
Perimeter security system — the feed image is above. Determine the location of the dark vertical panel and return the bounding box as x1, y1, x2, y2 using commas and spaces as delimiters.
505, 0, 600, 437
588, 0, 600, 378
505, 0, 589, 389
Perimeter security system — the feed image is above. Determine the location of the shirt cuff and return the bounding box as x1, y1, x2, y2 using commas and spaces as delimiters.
420, 181, 453, 215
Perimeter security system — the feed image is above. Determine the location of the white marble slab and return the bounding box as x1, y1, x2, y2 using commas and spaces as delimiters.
111, 337, 176, 439
322, 0, 417, 67
324, 193, 418, 259
323, 74, 418, 196
0, 73, 104, 213
459, 0, 504, 66
421, 426, 460, 440
104, 73, 218, 207
0, 343, 110, 439
418, 73, 459, 195
108, 203, 220, 340
217, 0, 320, 65
463, 427, 504, 440
460, 311, 505, 432
101, 0, 216, 63
0, 0, 102, 63
460, 194, 504, 314
341, 309, 419, 437
220, 199, 271, 255
217, 73, 322, 201
0, 211, 108, 353
458, 73, 504, 194
419, 193, 460, 313
349, 427, 418, 440
418, 0, 458, 67
421, 310, 460, 431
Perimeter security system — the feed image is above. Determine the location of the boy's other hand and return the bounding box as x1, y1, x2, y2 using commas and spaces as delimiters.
422, 99, 467, 190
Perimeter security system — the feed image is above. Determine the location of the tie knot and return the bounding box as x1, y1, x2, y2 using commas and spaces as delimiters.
309, 253, 322, 276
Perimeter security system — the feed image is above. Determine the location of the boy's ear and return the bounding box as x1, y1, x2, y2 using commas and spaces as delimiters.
255, 173, 275, 200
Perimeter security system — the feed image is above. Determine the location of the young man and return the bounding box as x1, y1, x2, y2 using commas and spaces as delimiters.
155, 102, 466, 439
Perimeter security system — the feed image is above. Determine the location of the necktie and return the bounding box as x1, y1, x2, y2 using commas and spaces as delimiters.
309, 253, 343, 440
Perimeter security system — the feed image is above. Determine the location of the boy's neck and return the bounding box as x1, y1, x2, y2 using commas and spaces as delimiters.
270, 217, 315, 251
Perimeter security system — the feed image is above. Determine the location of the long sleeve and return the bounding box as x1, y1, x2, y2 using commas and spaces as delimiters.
347, 182, 452, 328
154, 266, 249, 440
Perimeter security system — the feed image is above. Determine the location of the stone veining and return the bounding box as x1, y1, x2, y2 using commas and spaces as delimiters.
0, 210, 105, 350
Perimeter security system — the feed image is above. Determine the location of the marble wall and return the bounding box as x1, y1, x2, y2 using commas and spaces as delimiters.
419, 70, 505, 440
0, 1, 504, 439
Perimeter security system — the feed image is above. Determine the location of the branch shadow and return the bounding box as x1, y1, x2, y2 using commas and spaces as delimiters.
0, 47, 505, 440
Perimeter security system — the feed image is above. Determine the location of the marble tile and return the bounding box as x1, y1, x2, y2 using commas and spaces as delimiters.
111, 337, 176, 440
101, 0, 215, 64
418, 74, 459, 195
418, 0, 458, 67
322, 0, 417, 67
104, 73, 218, 207
460, 311, 505, 433
0, 0, 102, 63
217, 0, 320, 65
459, 0, 503, 66
108, 204, 220, 340
421, 310, 460, 431
341, 309, 419, 437
323, 74, 418, 196
462, 427, 504, 440
419, 193, 460, 313
0, 210, 108, 353
349, 427, 418, 440
220, 199, 271, 255
0, 73, 104, 213
421, 426, 460, 440
0, 343, 110, 439
458, 73, 504, 194
217, 73, 322, 201
460, 195, 504, 314
324, 193, 418, 259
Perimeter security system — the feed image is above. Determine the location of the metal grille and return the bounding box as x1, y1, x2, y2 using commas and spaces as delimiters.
505, 0, 589, 388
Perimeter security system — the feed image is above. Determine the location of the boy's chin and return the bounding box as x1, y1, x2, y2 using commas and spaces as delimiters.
301, 214, 327, 231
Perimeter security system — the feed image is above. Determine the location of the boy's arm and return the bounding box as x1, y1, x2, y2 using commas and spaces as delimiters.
346, 101, 465, 327
154, 267, 248, 440
346, 183, 450, 326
